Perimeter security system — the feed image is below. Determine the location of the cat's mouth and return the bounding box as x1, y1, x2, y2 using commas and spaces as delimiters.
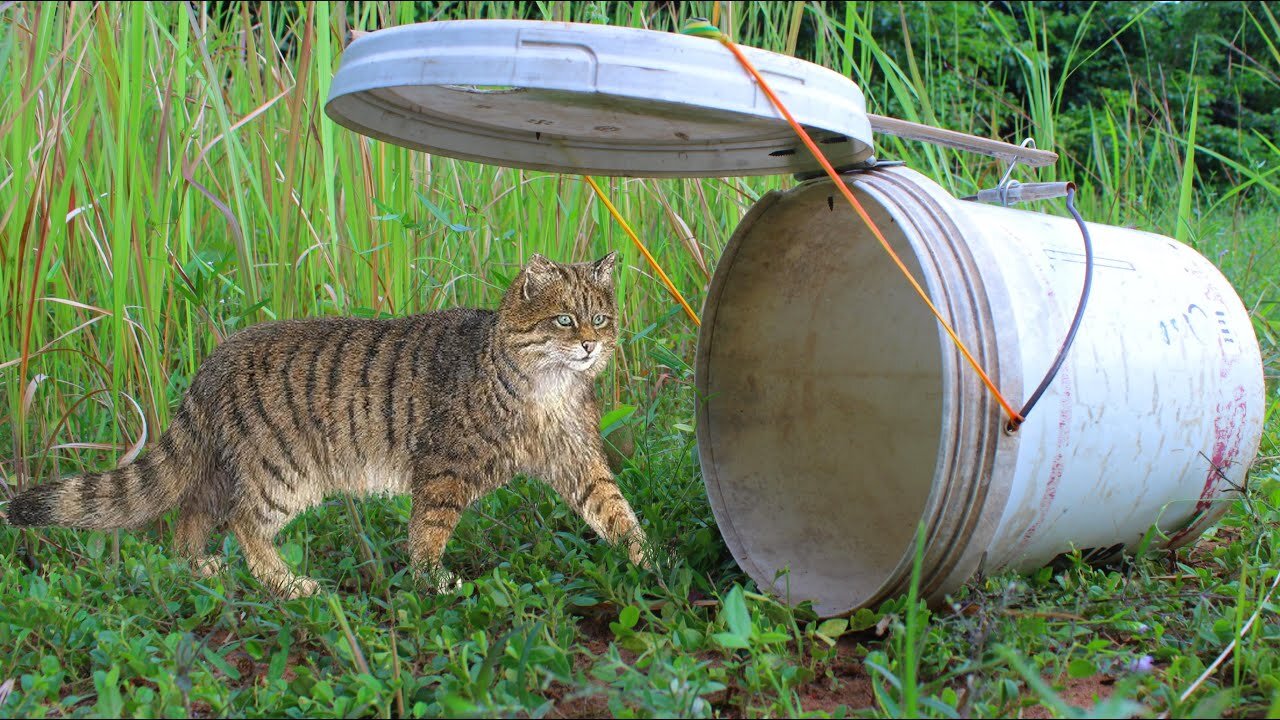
568, 348, 600, 369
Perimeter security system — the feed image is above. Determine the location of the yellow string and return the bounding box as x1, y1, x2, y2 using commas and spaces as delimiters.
583, 176, 701, 327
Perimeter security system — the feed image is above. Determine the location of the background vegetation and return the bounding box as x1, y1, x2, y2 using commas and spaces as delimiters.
2, 1, 1277, 717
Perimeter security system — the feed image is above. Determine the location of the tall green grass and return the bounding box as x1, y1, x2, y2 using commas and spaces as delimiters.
3, 1, 1275, 495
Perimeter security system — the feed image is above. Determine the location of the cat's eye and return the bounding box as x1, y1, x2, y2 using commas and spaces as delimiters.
555, 314, 574, 327
592, 314, 608, 327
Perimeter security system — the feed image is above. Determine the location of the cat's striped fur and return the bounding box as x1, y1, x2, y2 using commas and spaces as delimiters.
6, 253, 648, 597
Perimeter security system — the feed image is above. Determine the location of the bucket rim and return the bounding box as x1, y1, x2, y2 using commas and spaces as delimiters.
695, 166, 1020, 616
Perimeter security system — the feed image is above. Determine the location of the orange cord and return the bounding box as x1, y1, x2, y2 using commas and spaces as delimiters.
584, 175, 701, 327
712, 35, 1023, 425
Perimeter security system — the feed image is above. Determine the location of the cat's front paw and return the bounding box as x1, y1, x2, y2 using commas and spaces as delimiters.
276, 575, 322, 600
628, 540, 654, 572
191, 555, 225, 578
416, 565, 463, 594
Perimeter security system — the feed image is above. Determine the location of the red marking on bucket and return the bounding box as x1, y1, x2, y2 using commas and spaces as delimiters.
1167, 385, 1248, 546
1165, 270, 1246, 546
1014, 366, 1073, 552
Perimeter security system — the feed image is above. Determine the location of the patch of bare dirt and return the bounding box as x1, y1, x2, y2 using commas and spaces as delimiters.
545, 683, 612, 719
1020, 674, 1116, 719
793, 636, 876, 715
570, 601, 640, 665
1183, 525, 1243, 571
569, 604, 876, 717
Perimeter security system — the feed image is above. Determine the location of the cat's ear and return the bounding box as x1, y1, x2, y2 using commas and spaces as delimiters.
590, 251, 618, 285
521, 253, 559, 300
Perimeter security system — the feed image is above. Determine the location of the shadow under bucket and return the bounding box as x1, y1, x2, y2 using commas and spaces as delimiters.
695, 166, 1265, 617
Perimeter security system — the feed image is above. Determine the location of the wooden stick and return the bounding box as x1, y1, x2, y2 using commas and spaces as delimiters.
869, 113, 1059, 167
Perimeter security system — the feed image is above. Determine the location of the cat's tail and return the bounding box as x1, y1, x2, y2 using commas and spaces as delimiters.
6, 400, 205, 530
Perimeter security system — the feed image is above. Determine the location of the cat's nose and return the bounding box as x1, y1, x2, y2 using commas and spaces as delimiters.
581, 340, 597, 354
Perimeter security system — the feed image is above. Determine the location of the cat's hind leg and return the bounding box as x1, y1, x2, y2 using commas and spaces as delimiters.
176, 510, 223, 577
176, 453, 232, 577
226, 462, 319, 598
229, 514, 320, 598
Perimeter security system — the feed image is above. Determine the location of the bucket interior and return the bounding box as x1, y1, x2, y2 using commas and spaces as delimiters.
697, 181, 947, 615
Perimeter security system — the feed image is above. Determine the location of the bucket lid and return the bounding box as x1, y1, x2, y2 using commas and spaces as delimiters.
324, 20, 873, 178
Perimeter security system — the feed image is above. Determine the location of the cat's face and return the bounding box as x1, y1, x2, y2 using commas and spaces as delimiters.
500, 252, 619, 378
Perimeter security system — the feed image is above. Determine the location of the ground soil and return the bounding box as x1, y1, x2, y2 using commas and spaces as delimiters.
1019, 674, 1115, 719
555, 606, 877, 717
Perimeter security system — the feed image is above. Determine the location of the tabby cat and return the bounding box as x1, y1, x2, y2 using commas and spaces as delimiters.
5, 252, 648, 597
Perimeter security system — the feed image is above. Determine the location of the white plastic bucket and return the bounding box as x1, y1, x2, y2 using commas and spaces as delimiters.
695, 166, 1266, 617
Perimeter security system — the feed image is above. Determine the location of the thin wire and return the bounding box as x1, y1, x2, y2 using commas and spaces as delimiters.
682, 19, 1023, 425
1010, 186, 1093, 430
583, 175, 701, 327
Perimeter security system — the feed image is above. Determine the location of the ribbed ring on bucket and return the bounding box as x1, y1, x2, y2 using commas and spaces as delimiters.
696, 167, 1013, 616
844, 170, 1006, 608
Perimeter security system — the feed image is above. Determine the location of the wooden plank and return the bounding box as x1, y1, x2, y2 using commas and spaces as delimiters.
868, 114, 1058, 167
